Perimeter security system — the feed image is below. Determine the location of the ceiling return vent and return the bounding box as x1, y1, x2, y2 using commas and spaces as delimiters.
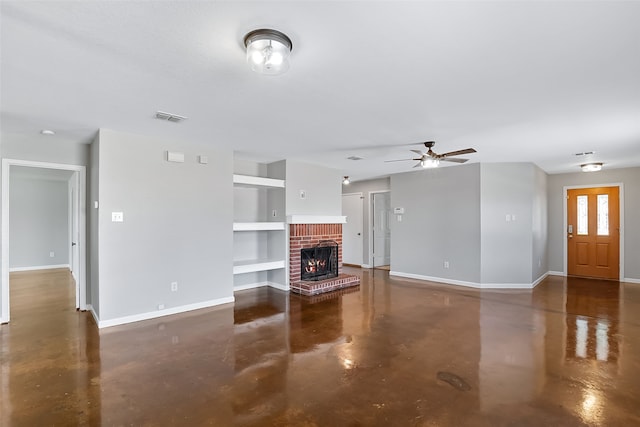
155, 111, 187, 123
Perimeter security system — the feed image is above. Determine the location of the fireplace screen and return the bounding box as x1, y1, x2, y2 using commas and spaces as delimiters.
300, 241, 338, 281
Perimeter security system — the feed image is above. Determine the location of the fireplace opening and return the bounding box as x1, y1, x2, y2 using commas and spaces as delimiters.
300, 241, 338, 281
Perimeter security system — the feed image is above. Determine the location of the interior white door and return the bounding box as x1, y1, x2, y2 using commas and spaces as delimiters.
372, 192, 391, 267
342, 193, 363, 266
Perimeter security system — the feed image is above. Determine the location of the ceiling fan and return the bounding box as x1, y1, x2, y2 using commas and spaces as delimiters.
385, 141, 477, 168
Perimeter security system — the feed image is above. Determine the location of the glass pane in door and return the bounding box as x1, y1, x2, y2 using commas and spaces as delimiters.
597, 194, 609, 236
577, 195, 588, 235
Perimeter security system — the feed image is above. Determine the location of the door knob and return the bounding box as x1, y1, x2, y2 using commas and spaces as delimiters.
357, 233, 361, 236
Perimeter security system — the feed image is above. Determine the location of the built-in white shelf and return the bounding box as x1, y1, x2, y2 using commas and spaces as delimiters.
233, 174, 285, 188
233, 259, 286, 275
233, 222, 286, 231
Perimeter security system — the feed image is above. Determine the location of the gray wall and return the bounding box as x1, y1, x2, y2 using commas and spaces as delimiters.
95, 129, 234, 322
391, 164, 482, 283
547, 166, 640, 281
9, 172, 69, 269
285, 160, 342, 216
342, 177, 391, 266
89, 135, 100, 316
532, 166, 548, 281
480, 163, 534, 284
2, 138, 89, 166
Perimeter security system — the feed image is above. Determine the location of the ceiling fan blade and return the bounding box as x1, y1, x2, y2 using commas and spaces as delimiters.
440, 157, 469, 163
410, 149, 425, 155
384, 158, 415, 163
440, 148, 477, 157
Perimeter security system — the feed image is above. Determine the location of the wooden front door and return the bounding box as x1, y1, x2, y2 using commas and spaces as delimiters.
567, 187, 619, 279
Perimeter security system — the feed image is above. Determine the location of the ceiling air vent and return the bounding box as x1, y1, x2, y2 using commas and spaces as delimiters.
155, 111, 187, 123
347, 156, 364, 161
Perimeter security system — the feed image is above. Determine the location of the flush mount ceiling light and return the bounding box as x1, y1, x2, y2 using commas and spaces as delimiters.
581, 162, 603, 172
40, 129, 55, 135
244, 29, 292, 75
342, 176, 350, 185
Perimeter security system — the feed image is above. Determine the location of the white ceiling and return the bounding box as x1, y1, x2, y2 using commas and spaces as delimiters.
2, 1, 639, 182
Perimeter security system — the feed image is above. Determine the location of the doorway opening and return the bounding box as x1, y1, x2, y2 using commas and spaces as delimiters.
564, 184, 623, 280
371, 191, 391, 270
1, 159, 87, 324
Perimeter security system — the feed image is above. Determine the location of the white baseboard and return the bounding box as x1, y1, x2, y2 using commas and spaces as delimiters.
234, 281, 290, 292
267, 281, 289, 291
389, 271, 540, 289
531, 272, 549, 288
86, 304, 100, 326
361, 264, 372, 269
624, 277, 640, 284
234, 281, 269, 292
95, 296, 235, 329
10, 264, 70, 272
548, 271, 565, 276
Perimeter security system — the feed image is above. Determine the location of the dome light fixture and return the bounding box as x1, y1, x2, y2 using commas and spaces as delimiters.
244, 29, 293, 75
581, 162, 603, 172
342, 176, 350, 185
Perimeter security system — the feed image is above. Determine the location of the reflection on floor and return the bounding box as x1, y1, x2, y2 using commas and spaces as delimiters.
2, 268, 640, 425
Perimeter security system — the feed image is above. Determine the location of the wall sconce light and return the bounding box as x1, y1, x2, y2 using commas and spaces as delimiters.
581, 162, 603, 172
243, 29, 293, 75
342, 176, 350, 185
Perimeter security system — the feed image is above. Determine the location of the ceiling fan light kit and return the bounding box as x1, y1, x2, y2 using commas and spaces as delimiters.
244, 29, 292, 75
342, 176, 350, 185
581, 162, 603, 172
385, 141, 477, 169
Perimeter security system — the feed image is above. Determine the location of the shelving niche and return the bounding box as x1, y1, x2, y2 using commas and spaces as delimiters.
233, 174, 287, 291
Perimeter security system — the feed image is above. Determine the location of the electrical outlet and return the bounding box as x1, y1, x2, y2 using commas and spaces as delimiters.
158, 303, 165, 310
444, 261, 450, 269
112, 212, 124, 222
171, 281, 178, 292
49, 251, 55, 258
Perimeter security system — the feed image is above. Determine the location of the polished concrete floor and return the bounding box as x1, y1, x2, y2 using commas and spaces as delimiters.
1, 267, 639, 426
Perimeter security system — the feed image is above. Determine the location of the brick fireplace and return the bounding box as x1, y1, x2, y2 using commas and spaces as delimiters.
289, 222, 360, 296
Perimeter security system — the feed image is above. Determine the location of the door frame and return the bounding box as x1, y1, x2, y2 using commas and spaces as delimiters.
563, 183, 624, 280
1, 159, 87, 323
342, 192, 364, 266
369, 190, 391, 268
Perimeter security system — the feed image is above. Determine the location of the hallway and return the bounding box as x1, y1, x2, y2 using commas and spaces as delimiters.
1, 268, 639, 426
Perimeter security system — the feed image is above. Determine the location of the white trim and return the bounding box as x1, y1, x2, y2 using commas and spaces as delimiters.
531, 272, 549, 287
563, 183, 624, 279
286, 215, 346, 224
233, 259, 285, 274
389, 271, 541, 289
267, 281, 289, 291
234, 281, 269, 292
9, 264, 70, 272
233, 174, 284, 188
95, 296, 235, 328
233, 222, 285, 231
361, 264, 372, 269
2, 159, 87, 323
623, 278, 640, 284
87, 304, 100, 326
548, 271, 565, 276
